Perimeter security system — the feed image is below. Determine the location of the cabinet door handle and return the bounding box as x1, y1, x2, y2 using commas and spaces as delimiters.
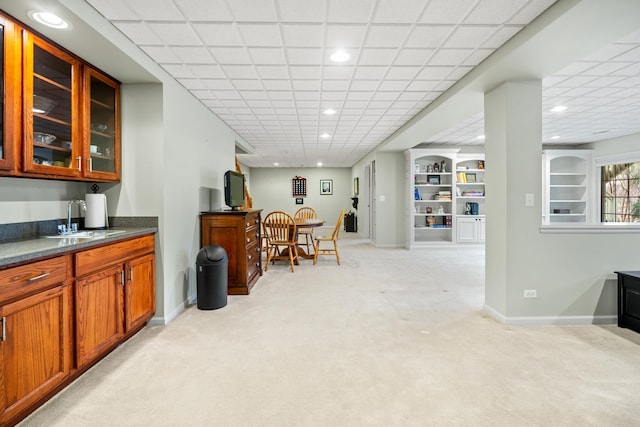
89, 157, 93, 172
28, 272, 50, 282
130, 267, 133, 283
77, 156, 82, 171
121, 270, 125, 286
1, 317, 5, 342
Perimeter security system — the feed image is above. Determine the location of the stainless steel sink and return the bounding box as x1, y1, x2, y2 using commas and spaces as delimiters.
44, 229, 127, 239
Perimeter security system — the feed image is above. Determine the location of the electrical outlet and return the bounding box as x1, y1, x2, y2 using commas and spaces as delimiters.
525, 193, 534, 206
523, 289, 537, 299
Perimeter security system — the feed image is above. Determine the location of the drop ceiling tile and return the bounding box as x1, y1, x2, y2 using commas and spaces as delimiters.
323, 66, 356, 79
508, 0, 556, 24
416, 66, 455, 79
586, 62, 633, 76
483, 26, 522, 48
378, 80, 410, 91
289, 66, 322, 79
113, 23, 163, 45
86, 0, 137, 20
295, 92, 321, 100
189, 89, 214, 99
247, 47, 287, 65
405, 80, 439, 91
277, 0, 326, 22
255, 65, 289, 79
350, 80, 380, 91
616, 47, 640, 62
212, 90, 243, 100
322, 80, 351, 91
221, 65, 260, 79
286, 48, 324, 65
262, 80, 292, 90
554, 61, 599, 76
464, 0, 529, 25
463, 49, 493, 66
616, 63, 640, 76
246, 100, 272, 108
358, 48, 397, 65
232, 80, 264, 90
269, 92, 295, 100
281, 24, 325, 47
429, 48, 473, 66
325, 24, 368, 47
292, 80, 322, 91
226, 0, 278, 22
147, 23, 202, 45
420, 0, 477, 24
161, 64, 196, 78
202, 79, 235, 90
365, 25, 412, 48
171, 46, 214, 63
173, 0, 234, 21
141, 46, 182, 63
188, 64, 226, 78
445, 26, 501, 48
209, 47, 252, 64
321, 92, 348, 101
394, 49, 435, 66
237, 24, 282, 46
192, 23, 244, 46
373, 0, 428, 23
126, 0, 185, 20
372, 92, 399, 101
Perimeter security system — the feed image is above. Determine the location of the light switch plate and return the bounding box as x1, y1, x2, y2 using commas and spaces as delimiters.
525, 193, 534, 206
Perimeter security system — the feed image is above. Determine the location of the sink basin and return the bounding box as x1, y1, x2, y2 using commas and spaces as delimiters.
44, 229, 127, 239
45, 231, 95, 239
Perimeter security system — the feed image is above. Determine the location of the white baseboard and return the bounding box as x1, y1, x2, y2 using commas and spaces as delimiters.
149, 300, 190, 326
483, 304, 617, 326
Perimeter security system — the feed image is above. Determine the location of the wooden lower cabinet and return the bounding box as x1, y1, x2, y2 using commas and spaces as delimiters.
0, 233, 155, 426
200, 210, 262, 295
0, 258, 72, 426
75, 235, 155, 367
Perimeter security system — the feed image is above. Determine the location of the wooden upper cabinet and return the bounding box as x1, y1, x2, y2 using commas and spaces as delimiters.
83, 67, 120, 181
0, 15, 21, 174
0, 11, 121, 182
23, 31, 82, 179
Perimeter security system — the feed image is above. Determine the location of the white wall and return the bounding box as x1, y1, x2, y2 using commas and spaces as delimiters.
249, 167, 352, 228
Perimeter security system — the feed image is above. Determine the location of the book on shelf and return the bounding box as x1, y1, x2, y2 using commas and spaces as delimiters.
435, 190, 451, 200
456, 172, 467, 183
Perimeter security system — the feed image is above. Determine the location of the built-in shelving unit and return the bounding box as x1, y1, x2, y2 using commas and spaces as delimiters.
542, 149, 593, 224
455, 154, 485, 242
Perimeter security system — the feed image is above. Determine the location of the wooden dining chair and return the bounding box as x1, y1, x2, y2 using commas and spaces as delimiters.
263, 211, 299, 272
294, 207, 317, 254
313, 209, 345, 265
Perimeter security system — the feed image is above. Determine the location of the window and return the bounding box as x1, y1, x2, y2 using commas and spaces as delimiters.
601, 161, 640, 223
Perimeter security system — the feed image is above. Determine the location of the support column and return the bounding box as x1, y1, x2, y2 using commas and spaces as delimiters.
484, 80, 542, 320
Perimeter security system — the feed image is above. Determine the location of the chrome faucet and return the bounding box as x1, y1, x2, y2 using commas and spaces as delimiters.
67, 199, 87, 233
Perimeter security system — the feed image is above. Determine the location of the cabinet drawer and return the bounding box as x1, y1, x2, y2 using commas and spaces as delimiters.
0, 255, 71, 303
76, 235, 154, 277
245, 214, 260, 231
245, 225, 260, 246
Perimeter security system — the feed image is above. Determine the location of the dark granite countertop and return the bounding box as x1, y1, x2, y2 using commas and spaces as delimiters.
0, 227, 157, 268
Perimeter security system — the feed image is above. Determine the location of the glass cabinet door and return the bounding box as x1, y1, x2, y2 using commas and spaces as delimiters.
84, 68, 119, 180
23, 32, 81, 177
0, 15, 20, 173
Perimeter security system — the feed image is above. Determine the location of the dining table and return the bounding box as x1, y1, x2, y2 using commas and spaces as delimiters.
275, 217, 325, 263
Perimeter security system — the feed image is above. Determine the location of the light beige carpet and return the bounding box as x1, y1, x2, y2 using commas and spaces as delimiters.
20, 234, 640, 426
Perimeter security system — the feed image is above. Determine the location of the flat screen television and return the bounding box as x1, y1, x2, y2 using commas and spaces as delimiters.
224, 170, 245, 211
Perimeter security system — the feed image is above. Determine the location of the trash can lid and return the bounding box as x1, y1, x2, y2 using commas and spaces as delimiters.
197, 245, 228, 263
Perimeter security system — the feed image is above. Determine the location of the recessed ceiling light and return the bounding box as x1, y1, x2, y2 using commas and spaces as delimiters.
28, 10, 70, 30
317, 162, 323, 167
330, 50, 350, 63
550, 105, 567, 113
320, 133, 331, 139
476, 135, 485, 140
323, 108, 336, 116
550, 135, 561, 140
273, 162, 279, 166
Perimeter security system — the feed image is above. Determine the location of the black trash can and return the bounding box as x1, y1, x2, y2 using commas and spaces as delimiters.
196, 245, 228, 310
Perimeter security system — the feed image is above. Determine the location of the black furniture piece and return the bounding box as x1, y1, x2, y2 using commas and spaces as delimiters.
616, 271, 640, 333
344, 212, 357, 232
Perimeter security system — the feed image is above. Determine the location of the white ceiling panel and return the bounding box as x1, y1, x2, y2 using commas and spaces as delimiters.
83, 0, 640, 167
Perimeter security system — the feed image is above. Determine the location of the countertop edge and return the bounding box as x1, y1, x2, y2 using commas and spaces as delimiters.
0, 227, 158, 268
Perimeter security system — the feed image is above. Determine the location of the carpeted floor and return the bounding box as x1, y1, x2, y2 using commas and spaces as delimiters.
20, 234, 640, 426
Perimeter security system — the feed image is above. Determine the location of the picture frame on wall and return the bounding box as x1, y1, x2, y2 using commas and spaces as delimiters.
295, 198, 304, 204
320, 179, 333, 195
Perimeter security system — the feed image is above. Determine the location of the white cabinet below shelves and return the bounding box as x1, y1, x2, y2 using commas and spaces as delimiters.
456, 217, 485, 242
